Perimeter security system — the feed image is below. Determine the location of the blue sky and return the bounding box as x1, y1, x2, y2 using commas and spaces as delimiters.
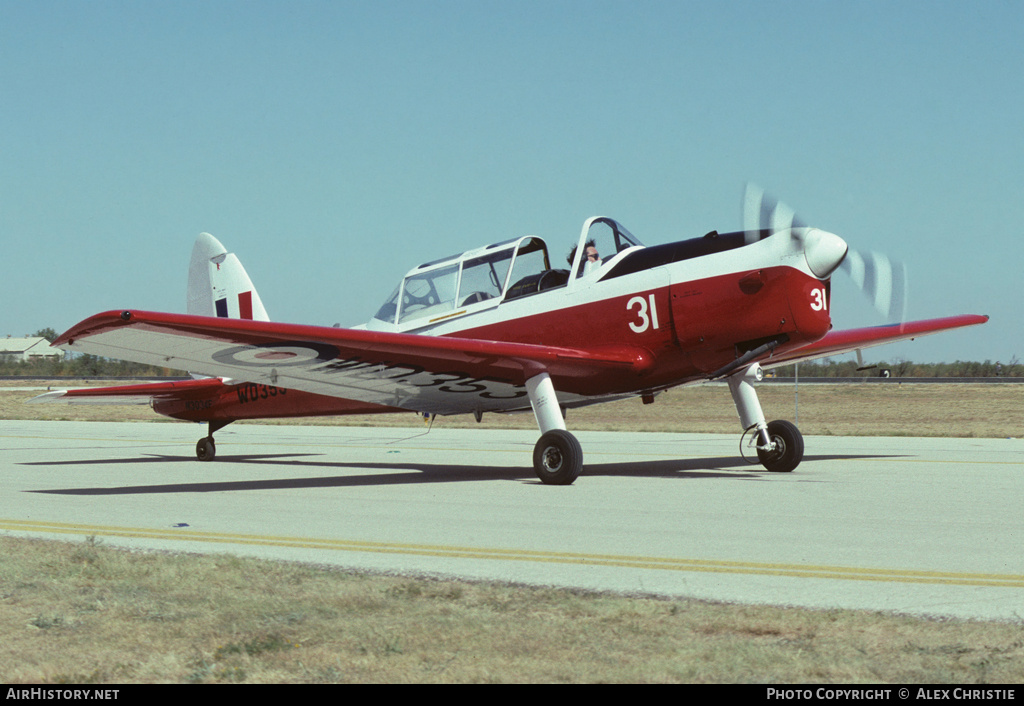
2, 0, 1020, 364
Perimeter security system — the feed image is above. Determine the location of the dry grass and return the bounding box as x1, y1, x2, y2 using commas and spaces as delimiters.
3, 381, 1022, 683
2, 536, 1022, 684
4, 380, 1021, 438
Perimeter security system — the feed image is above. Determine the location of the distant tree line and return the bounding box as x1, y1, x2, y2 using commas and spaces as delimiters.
772, 356, 1021, 378
5, 355, 1020, 379
1, 329, 177, 377
0, 353, 176, 378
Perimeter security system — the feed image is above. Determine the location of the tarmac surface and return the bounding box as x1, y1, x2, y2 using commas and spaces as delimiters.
2, 420, 1023, 622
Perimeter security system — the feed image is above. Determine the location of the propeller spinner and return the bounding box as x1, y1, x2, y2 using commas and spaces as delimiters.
743, 184, 907, 323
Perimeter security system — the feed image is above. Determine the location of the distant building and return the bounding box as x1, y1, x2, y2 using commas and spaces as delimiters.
0, 336, 62, 362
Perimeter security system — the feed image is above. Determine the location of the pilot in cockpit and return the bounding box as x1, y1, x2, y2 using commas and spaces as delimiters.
567, 239, 600, 276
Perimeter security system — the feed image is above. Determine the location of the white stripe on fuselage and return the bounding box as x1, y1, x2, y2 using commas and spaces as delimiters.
384, 230, 808, 339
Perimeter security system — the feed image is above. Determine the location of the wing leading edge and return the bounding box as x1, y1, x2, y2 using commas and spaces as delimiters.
49, 310, 989, 416
762, 314, 990, 369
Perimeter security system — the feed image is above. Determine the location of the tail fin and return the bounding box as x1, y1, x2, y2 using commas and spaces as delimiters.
187, 232, 270, 321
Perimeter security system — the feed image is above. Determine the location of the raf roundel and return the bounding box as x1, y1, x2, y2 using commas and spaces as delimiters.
212, 341, 340, 368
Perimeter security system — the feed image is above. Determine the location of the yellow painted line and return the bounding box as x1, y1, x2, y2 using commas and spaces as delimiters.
3, 518, 1023, 588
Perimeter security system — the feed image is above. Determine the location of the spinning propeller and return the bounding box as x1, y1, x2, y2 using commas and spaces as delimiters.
743, 184, 907, 323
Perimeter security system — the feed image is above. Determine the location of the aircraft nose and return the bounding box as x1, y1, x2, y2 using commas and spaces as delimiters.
802, 228, 848, 279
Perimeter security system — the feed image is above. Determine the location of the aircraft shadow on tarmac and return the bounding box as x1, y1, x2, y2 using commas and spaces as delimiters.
26, 453, 901, 495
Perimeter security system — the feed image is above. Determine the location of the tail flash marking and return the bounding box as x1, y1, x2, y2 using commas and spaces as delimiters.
238, 291, 253, 320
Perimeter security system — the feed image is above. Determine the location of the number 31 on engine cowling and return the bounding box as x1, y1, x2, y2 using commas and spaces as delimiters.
810, 287, 828, 312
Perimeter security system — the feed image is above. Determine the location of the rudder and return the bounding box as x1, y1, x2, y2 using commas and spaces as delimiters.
187, 232, 270, 321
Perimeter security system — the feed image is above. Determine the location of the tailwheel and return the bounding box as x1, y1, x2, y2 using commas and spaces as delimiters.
196, 436, 216, 462
756, 420, 804, 473
196, 420, 231, 462
533, 430, 582, 485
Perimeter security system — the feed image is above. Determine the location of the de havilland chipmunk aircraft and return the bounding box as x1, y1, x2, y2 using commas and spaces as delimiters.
35, 188, 988, 484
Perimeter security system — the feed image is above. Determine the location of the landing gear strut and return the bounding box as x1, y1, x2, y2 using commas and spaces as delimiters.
728, 364, 804, 472
195, 421, 232, 462
526, 372, 581, 485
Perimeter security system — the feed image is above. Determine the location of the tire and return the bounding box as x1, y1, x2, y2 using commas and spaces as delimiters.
756, 420, 803, 473
196, 437, 216, 462
533, 430, 582, 485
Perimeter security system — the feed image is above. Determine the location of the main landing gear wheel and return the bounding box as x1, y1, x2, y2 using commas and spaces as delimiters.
196, 436, 216, 462
533, 430, 582, 485
756, 420, 804, 473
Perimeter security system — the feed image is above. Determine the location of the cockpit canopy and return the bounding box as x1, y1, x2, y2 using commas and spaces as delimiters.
370, 217, 644, 330
566, 217, 643, 280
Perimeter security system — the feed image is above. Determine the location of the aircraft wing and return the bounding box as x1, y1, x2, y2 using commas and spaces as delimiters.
762, 314, 990, 369
51, 310, 655, 415
28, 377, 227, 406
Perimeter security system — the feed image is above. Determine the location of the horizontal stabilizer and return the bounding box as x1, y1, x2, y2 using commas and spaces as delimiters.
29, 377, 227, 406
